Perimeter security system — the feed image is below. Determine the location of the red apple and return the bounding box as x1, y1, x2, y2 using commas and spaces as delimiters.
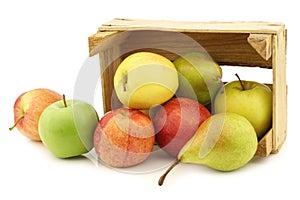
94, 108, 155, 168
151, 97, 211, 157
9, 88, 62, 141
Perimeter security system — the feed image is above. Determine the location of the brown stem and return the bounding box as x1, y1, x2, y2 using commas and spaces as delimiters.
63, 94, 67, 108
9, 115, 25, 131
158, 159, 181, 186
123, 73, 128, 92
235, 73, 246, 90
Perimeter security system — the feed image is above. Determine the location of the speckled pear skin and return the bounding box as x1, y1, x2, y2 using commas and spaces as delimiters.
178, 112, 258, 171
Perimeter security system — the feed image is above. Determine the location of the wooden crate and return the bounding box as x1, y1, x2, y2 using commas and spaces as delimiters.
88, 18, 287, 157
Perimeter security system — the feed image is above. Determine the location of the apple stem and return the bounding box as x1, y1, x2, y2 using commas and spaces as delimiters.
63, 94, 67, 108
158, 159, 181, 186
9, 115, 25, 131
123, 73, 128, 92
235, 73, 246, 91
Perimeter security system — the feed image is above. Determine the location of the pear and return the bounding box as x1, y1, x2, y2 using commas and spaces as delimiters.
173, 52, 223, 105
158, 112, 258, 186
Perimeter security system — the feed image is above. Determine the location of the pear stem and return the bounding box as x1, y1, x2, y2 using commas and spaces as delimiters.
235, 73, 246, 91
9, 115, 24, 131
62, 94, 67, 108
158, 159, 181, 186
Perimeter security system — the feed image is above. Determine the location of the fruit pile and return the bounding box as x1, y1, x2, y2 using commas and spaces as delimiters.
9, 51, 272, 186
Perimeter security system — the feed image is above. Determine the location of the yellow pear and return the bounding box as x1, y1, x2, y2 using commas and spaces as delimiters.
158, 112, 258, 186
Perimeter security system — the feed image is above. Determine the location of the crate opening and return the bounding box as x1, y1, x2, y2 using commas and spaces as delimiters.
221, 65, 273, 84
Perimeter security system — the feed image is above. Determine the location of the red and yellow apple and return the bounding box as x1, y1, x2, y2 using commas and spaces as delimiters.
94, 108, 155, 168
151, 97, 211, 157
9, 88, 62, 141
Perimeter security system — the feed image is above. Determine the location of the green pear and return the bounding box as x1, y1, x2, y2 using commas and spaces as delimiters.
158, 112, 258, 186
173, 52, 223, 105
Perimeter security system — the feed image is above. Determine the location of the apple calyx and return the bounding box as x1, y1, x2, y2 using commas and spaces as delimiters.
158, 159, 181, 186
235, 73, 246, 91
62, 94, 67, 108
9, 115, 25, 131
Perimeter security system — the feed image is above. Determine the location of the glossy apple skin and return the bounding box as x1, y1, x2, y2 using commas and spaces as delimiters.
12, 88, 62, 141
94, 108, 155, 168
152, 97, 211, 157
39, 100, 99, 158
214, 80, 272, 139
114, 52, 178, 109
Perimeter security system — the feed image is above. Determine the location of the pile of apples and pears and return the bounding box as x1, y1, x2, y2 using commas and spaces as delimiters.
109, 51, 272, 186
9, 51, 272, 186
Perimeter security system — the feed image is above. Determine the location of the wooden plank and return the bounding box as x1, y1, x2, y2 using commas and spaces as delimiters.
255, 129, 273, 157
90, 30, 272, 68
247, 33, 272, 60
99, 18, 284, 34
271, 28, 287, 153
88, 31, 118, 56
99, 47, 123, 113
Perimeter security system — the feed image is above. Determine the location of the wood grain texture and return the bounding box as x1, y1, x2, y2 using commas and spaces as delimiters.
100, 18, 284, 34
89, 30, 272, 68
271, 29, 287, 153
89, 31, 118, 56
247, 33, 272, 60
255, 129, 273, 156
99, 47, 123, 113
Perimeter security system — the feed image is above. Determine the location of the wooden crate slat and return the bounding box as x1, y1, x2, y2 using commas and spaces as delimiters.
256, 129, 273, 156
271, 29, 287, 153
89, 30, 272, 68
100, 18, 284, 34
247, 33, 272, 61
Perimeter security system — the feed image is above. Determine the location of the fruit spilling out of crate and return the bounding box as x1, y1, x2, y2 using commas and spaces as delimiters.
88, 18, 287, 184
9, 18, 287, 186
88, 18, 287, 158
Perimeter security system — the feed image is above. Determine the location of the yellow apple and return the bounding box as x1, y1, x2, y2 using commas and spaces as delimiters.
214, 74, 272, 139
114, 52, 178, 109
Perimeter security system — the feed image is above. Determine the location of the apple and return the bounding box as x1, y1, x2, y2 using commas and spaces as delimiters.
173, 52, 223, 105
114, 52, 178, 109
151, 97, 211, 157
94, 108, 155, 168
214, 74, 272, 139
9, 88, 62, 141
38, 95, 99, 158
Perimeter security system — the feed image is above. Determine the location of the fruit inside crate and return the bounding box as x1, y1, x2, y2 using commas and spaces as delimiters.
88, 18, 287, 157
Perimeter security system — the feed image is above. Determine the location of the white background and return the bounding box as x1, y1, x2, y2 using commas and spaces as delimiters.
0, 0, 298, 199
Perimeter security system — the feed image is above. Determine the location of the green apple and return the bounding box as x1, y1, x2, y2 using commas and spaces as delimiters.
114, 52, 178, 109
214, 74, 272, 139
39, 95, 99, 158
173, 52, 223, 105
